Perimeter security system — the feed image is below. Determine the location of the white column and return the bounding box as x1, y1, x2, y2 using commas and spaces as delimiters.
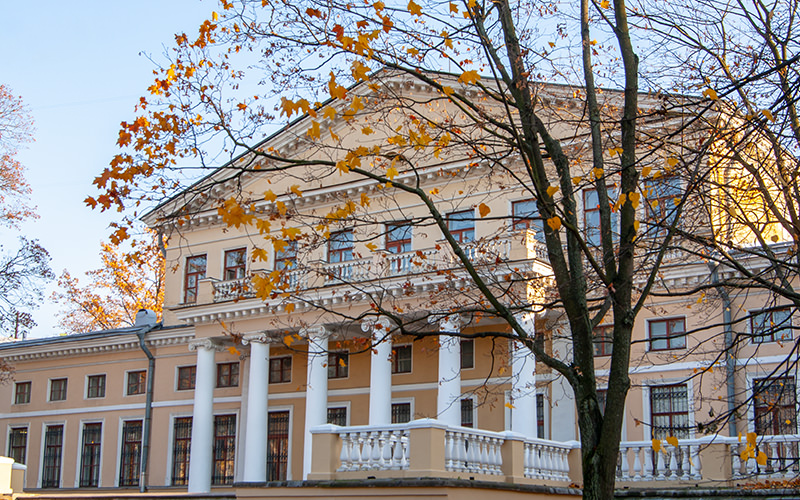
302, 326, 328, 479
437, 315, 463, 426
511, 314, 537, 438
242, 334, 270, 483
363, 317, 393, 425
188, 339, 219, 494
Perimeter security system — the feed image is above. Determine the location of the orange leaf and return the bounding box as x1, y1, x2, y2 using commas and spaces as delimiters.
285, 303, 295, 314
407, 0, 422, 16
546, 216, 561, 231
458, 70, 481, 84
478, 203, 491, 218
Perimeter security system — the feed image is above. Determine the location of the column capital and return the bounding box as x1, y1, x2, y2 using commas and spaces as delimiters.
189, 338, 222, 352
360, 316, 393, 333
428, 313, 465, 331
241, 333, 270, 345
300, 325, 328, 340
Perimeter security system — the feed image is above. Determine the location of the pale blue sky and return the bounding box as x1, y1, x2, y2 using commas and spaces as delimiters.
1, 1, 214, 337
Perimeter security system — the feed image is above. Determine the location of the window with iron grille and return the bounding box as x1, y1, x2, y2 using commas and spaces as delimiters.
14, 381, 30, 404
7, 427, 27, 464
391, 402, 412, 424
216, 362, 239, 388
328, 230, 354, 263
41, 425, 63, 488
650, 384, 689, 439
392, 345, 412, 374
447, 210, 475, 243
460, 398, 474, 428
267, 411, 289, 481
386, 223, 412, 254
512, 199, 545, 241
269, 356, 292, 384
87, 374, 106, 398
127, 371, 146, 396
79, 423, 102, 487
171, 417, 192, 486
213, 415, 236, 485
178, 366, 196, 390
536, 394, 545, 439
327, 351, 349, 379
754, 377, 797, 435
649, 318, 686, 351
184, 255, 207, 303
460, 339, 474, 369
49, 378, 67, 402
118, 420, 142, 486
751, 307, 793, 343
327, 407, 348, 426
224, 248, 247, 280
593, 325, 613, 356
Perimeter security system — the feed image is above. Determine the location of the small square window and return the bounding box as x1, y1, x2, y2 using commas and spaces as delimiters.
14, 381, 31, 404
224, 248, 247, 280
392, 345, 412, 374
127, 370, 147, 395
216, 362, 239, 388
87, 375, 106, 398
648, 318, 686, 351
328, 351, 349, 379
392, 402, 412, 423
751, 308, 793, 343
460, 339, 474, 369
329, 230, 354, 263
49, 378, 67, 401
177, 366, 196, 390
593, 325, 613, 357
269, 357, 292, 384
512, 199, 544, 241
327, 407, 348, 426
447, 210, 475, 243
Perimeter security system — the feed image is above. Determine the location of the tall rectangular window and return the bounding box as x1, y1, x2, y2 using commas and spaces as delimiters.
79, 423, 102, 487
42, 425, 63, 488
212, 415, 236, 485
7, 427, 27, 464
275, 240, 297, 270
178, 366, 196, 390
127, 371, 146, 396
87, 374, 106, 398
386, 223, 412, 253
118, 420, 142, 486
460, 398, 474, 428
184, 255, 207, 303
327, 351, 349, 379
583, 188, 618, 246
460, 339, 474, 369
328, 230, 354, 263
49, 378, 67, 401
447, 210, 475, 243
269, 357, 292, 384
650, 384, 689, 439
391, 402, 412, 424
14, 381, 31, 404
536, 394, 545, 439
216, 362, 239, 388
267, 411, 289, 481
751, 307, 793, 343
754, 377, 797, 435
327, 407, 348, 426
223, 248, 247, 280
646, 176, 681, 234
171, 417, 192, 486
649, 317, 686, 351
593, 325, 613, 357
392, 345, 412, 374
512, 199, 545, 241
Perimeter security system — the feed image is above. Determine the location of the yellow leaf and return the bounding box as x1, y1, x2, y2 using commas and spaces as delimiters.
361, 126, 374, 135
227, 346, 240, 356
386, 166, 399, 179
285, 303, 295, 314
600, 0, 610, 7
590, 39, 598, 46
283, 227, 302, 240
442, 86, 454, 96
666, 157, 679, 167
449, 2, 458, 13
276, 201, 287, 216
338, 357, 347, 367
652, 439, 662, 453
673, 197, 680, 206
746, 432, 757, 447
212, 11, 219, 21
572, 176, 582, 185
771, 234, 780, 242
330, 128, 339, 141
641, 166, 652, 177
407, 0, 422, 16
593, 167, 604, 179
653, 170, 662, 179
360, 193, 371, 207
478, 203, 491, 218
429, 188, 440, 195
290, 185, 303, 197
666, 436, 679, 448
307, 120, 321, 140
633, 220, 640, 232
366, 242, 378, 252
504, 402, 515, 409
273, 239, 288, 253
762, 109, 776, 122
629, 191, 640, 208
547, 216, 561, 231
546, 185, 559, 197
738, 432, 742, 443
756, 451, 767, 466
351, 60, 371, 82
458, 70, 481, 84
548, 41, 556, 48
336, 160, 349, 174
322, 106, 337, 120
251, 247, 269, 262
283, 335, 294, 346
702, 88, 719, 100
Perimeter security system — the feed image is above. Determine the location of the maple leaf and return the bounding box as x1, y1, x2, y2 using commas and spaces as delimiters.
407, 0, 422, 16
478, 203, 491, 217
322, 106, 337, 120
386, 166, 399, 179
546, 185, 559, 197
458, 70, 481, 84
366, 242, 377, 251
351, 60, 371, 82
285, 302, 295, 314
702, 88, 719, 100
290, 185, 303, 197
263, 190, 277, 202
449, 2, 458, 13
306, 120, 321, 140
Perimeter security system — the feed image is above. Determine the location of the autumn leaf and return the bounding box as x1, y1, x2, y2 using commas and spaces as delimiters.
504, 402, 515, 409
361, 126, 374, 135
306, 120, 321, 140
628, 191, 640, 208
338, 357, 347, 367
386, 166, 399, 179
285, 302, 295, 314
547, 216, 561, 231
651, 439, 662, 453
449, 2, 458, 13
407, 0, 422, 16
283, 227, 301, 240
600, 0, 610, 7
546, 185, 559, 197
322, 106, 337, 120
666, 157, 679, 167
366, 242, 378, 251
702, 88, 719, 100
641, 166, 652, 177
290, 185, 303, 197
756, 451, 767, 466
251, 247, 269, 262
608, 147, 623, 157
666, 436, 679, 448
227, 346, 240, 356
458, 70, 481, 84
572, 176, 582, 185
762, 109, 776, 122
478, 203, 491, 217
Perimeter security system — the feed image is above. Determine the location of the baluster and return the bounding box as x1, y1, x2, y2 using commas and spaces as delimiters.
786, 441, 797, 478
667, 445, 678, 479
681, 446, 690, 480
352, 432, 364, 469
543, 446, 554, 480
465, 434, 477, 473
632, 447, 642, 480
557, 447, 568, 481
643, 447, 654, 480
531, 443, 542, 479
745, 446, 756, 476
620, 446, 630, 480
769, 441, 780, 477
371, 431, 383, 470
731, 443, 742, 479
338, 432, 351, 471
479, 435, 489, 474
454, 433, 466, 472
445, 431, 454, 470
401, 433, 410, 469
494, 438, 504, 475
690, 445, 701, 479
523, 443, 532, 478
656, 448, 666, 480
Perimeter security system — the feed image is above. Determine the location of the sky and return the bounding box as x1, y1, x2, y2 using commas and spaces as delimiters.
1, 1, 215, 338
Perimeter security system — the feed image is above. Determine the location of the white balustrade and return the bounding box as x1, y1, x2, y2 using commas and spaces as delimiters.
213, 277, 254, 301
385, 249, 438, 276
522, 438, 572, 481
336, 426, 409, 472
324, 258, 371, 284
445, 427, 505, 475
617, 440, 704, 482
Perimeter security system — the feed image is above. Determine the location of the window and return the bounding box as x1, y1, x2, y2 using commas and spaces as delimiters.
127, 371, 146, 396
184, 255, 207, 303
650, 384, 689, 439
328, 351, 349, 379
267, 411, 290, 481
327, 407, 348, 426
275, 240, 297, 270
754, 377, 797, 435
216, 362, 239, 388
14, 381, 31, 404
7, 427, 27, 464
646, 176, 681, 234
583, 187, 618, 246
512, 199, 544, 241
597, 389, 608, 416
87, 374, 106, 398
447, 210, 475, 243
461, 398, 475, 428
224, 248, 247, 280
460, 339, 474, 369
119, 420, 142, 486
79, 423, 102, 487
329, 230, 354, 263
269, 357, 292, 384
392, 345, 412, 374
648, 317, 686, 351
212, 415, 236, 485
392, 402, 412, 424
593, 325, 613, 357
42, 425, 63, 488
171, 417, 192, 486
178, 366, 196, 390
49, 378, 67, 402
386, 223, 412, 253
536, 394, 546, 439
751, 307, 793, 343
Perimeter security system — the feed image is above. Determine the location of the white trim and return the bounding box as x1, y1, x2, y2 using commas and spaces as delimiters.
0, 396, 237, 419
641, 377, 696, 440
175, 364, 197, 392
37, 420, 66, 488
84, 373, 107, 400
744, 372, 799, 434
268, 404, 294, 481
75, 418, 105, 488
390, 397, 415, 423
123, 369, 147, 397
165, 411, 194, 487
326, 401, 351, 426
